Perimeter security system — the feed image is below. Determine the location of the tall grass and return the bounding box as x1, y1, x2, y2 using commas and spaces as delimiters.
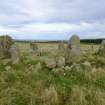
0, 43, 105, 105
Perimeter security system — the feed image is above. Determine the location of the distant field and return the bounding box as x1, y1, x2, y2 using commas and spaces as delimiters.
16, 42, 100, 55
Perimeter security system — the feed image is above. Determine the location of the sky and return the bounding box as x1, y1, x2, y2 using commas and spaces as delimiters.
0, 0, 105, 40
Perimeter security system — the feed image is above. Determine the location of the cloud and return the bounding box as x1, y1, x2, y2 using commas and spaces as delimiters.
0, 26, 19, 34
19, 22, 92, 34
0, 0, 105, 40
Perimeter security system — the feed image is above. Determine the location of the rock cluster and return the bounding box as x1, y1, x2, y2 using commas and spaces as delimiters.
45, 56, 65, 69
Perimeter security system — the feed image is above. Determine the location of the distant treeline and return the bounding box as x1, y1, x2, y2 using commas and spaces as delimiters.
15, 40, 67, 43
80, 39, 105, 44
15, 39, 105, 44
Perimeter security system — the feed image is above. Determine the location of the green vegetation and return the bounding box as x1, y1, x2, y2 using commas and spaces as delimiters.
0, 35, 14, 59
0, 42, 105, 105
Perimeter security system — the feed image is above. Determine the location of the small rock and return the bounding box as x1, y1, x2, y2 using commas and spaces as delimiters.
52, 68, 64, 74
69, 63, 82, 72
82, 61, 91, 67
5, 66, 11, 71
61, 66, 65, 69
45, 58, 56, 69
56, 56, 65, 67
64, 66, 71, 71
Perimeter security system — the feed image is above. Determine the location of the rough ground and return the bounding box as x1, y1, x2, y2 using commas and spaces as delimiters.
0, 42, 105, 105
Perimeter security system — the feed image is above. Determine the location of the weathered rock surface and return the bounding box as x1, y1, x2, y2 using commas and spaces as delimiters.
68, 34, 80, 49
9, 44, 20, 64
58, 41, 65, 51
57, 41, 65, 57
5, 66, 11, 71
52, 68, 64, 74
0, 35, 14, 59
65, 35, 81, 63
45, 58, 56, 69
30, 42, 38, 52
64, 66, 72, 71
56, 56, 65, 67
98, 40, 105, 56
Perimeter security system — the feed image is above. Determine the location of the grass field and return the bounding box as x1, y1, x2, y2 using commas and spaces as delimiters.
0, 42, 105, 105
16, 42, 100, 55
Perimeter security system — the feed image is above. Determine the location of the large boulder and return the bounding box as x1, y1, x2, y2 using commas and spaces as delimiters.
0, 35, 14, 59
65, 35, 81, 63
9, 44, 20, 64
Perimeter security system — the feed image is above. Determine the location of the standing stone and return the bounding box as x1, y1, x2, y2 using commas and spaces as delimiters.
65, 35, 81, 63
58, 41, 65, 51
0, 44, 5, 58
98, 40, 105, 56
0, 35, 14, 59
9, 44, 20, 64
30, 42, 38, 51
57, 41, 65, 57
68, 34, 80, 50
